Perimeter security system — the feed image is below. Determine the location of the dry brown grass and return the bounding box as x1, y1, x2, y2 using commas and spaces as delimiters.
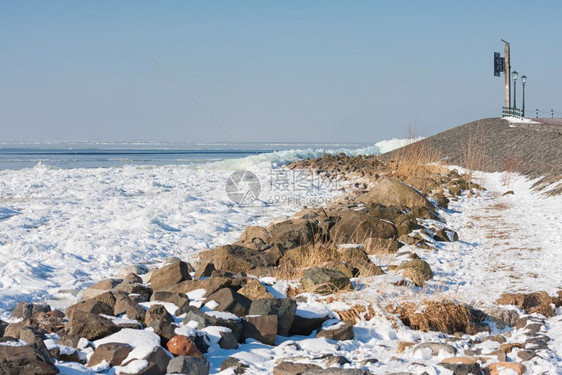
462, 122, 490, 197
276, 243, 342, 280
389, 129, 444, 195
334, 304, 376, 323
387, 299, 474, 334
396, 341, 415, 353
501, 154, 527, 188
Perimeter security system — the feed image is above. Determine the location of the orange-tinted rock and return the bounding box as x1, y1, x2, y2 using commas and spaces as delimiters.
487, 362, 526, 375
166, 335, 204, 359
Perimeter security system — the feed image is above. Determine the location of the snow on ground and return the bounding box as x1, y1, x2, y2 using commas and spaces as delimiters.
0, 159, 344, 316
427, 170, 562, 306
2, 141, 561, 373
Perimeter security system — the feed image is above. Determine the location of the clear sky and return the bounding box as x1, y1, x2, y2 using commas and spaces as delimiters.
1, 1, 560, 143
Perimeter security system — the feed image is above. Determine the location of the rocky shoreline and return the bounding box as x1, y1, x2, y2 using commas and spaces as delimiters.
1, 154, 561, 374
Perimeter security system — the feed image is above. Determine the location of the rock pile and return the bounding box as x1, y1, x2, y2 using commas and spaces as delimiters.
2, 155, 558, 374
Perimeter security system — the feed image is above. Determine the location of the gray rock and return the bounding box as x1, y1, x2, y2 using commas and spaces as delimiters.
218, 330, 239, 349
0, 344, 59, 375
439, 361, 481, 375
290, 315, 328, 336
208, 245, 278, 273
143, 346, 172, 373
194, 262, 216, 279
167, 355, 210, 374
114, 293, 146, 322
330, 211, 398, 243
150, 319, 177, 345
301, 268, 350, 295
87, 342, 132, 367
204, 288, 251, 317
66, 299, 114, 319
248, 298, 297, 336
150, 291, 190, 316
112, 283, 152, 302
122, 272, 143, 284
64, 310, 119, 340
396, 259, 433, 287
484, 308, 519, 329
518, 350, 536, 361
317, 321, 354, 341
413, 342, 457, 356
357, 177, 435, 210
220, 357, 249, 373
273, 361, 322, 375
145, 304, 174, 327
150, 261, 192, 291
182, 307, 243, 341
323, 355, 350, 366
268, 219, 320, 247
88, 291, 117, 312
9, 302, 51, 320
0, 320, 7, 336
434, 228, 459, 242
242, 315, 277, 345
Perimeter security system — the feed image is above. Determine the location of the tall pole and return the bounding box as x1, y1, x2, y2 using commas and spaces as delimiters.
501, 39, 511, 109
513, 76, 517, 110
522, 81, 526, 117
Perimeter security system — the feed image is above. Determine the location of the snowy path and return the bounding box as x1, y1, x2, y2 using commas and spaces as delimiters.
427, 172, 562, 306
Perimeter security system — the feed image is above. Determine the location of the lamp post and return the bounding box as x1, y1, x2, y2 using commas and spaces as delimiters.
512, 70, 518, 112
521, 75, 527, 117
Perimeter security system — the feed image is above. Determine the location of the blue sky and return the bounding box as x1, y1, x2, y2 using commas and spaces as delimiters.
1, 1, 560, 143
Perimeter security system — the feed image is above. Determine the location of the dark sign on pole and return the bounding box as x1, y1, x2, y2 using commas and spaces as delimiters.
494, 52, 505, 77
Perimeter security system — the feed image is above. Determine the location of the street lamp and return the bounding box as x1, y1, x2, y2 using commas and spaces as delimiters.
512, 70, 518, 111
521, 75, 527, 117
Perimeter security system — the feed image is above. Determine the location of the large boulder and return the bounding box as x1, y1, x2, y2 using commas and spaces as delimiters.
65, 311, 119, 340
242, 315, 278, 345
268, 219, 321, 247
66, 300, 114, 320
114, 294, 146, 322
439, 357, 481, 375
204, 288, 251, 317
82, 278, 122, 300
209, 245, 277, 273
330, 211, 398, 243
0, 344, 59, 375
301, 268, 351, 295
170, 276, 232, 296
150, 291, 190, 316
358, 177, 435, 209
28, 311, 66, 333
317, 321, 354, 341
87, 342, 132, 367
111, 283, 153, 302
182, 307, 243, 341
9, 302, 51, 320
338, 247, 384, 277
248, 298, 297, 336
396, 259, 433, 287
145, 305, 174, 327
273, 361, 321, 375
237, 279, 274, 301
150, 261, 192, 291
